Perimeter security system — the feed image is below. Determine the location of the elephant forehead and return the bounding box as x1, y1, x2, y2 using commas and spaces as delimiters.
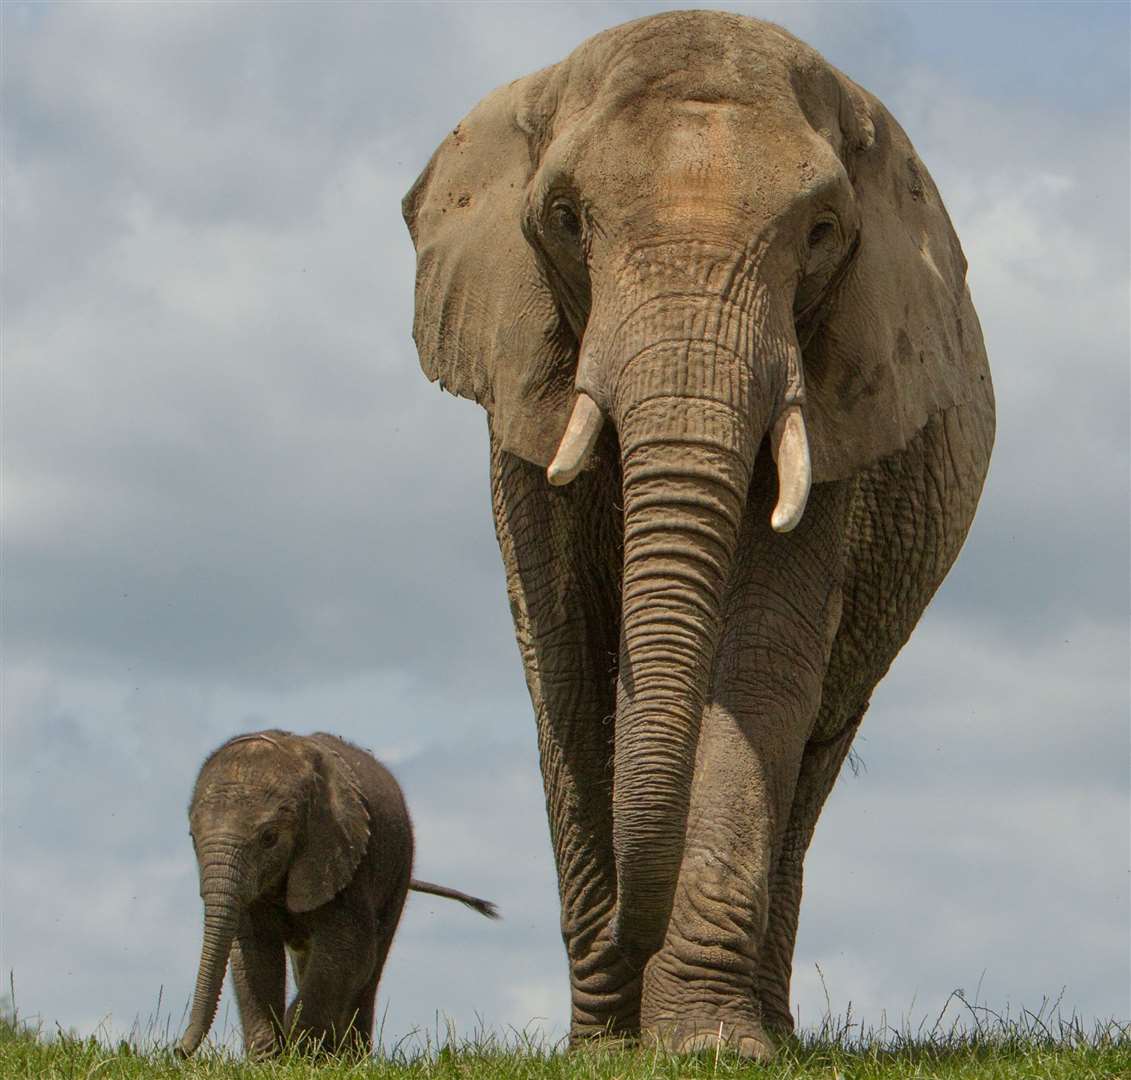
191, 756, 303, 810
559, 10, 813, 112
562, 103, 843, 246
624, 100, 823, 185
550, 71, 843, 226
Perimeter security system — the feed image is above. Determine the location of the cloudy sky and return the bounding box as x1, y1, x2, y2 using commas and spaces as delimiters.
4, 0, 1128, 1052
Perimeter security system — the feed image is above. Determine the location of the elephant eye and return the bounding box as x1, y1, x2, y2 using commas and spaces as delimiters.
548, 200, 582, 241
807, 220, 836, 248
260, 828, 279, 849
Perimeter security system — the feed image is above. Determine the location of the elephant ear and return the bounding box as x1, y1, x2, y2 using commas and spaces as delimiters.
287, 740, 370, 914
403, 70, 577, 468
802, 75, 991, 483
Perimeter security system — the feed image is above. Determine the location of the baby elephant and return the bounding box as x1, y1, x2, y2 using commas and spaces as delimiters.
178, 730, 497, 1057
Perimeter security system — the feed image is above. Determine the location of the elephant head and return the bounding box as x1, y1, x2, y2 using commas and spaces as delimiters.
404, 12, 987, 962
178, 731, 368, 1056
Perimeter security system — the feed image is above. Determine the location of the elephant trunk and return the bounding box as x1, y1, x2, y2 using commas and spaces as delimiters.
607, 327, 765, 962
178, 845, 244, 1057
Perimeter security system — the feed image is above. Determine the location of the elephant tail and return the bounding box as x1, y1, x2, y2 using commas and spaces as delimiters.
409, 879, 499, 919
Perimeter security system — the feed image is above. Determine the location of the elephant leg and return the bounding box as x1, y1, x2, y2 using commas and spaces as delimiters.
640, 699, 811, 1059
490, 437, 638, 1039
753, 715, 862, 1033
344, 970, 380, 1056
640, 471, 848, 1059
742, 406, 994, 1033
285, 912, 378, 1053
344, 922, 398, 1055
231, 912, 286, 1057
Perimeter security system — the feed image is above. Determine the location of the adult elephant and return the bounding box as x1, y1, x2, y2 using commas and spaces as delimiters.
403, 11, 994, 1059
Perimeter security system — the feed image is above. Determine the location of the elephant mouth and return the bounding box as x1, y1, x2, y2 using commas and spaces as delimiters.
548, 391, 811, 533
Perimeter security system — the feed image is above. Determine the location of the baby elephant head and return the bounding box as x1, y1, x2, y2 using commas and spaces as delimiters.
178, 730, 369, 1056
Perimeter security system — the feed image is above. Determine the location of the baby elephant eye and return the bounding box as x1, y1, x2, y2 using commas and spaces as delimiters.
259, 829, 279, 849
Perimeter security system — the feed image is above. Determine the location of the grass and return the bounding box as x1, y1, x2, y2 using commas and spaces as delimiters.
2, 993, 1127, 1080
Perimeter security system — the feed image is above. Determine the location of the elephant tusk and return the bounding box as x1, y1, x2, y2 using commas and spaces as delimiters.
770, 404, 811, 533
547, 392, 604, 486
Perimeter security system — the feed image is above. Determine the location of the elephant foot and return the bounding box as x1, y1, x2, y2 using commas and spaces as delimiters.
243, 1026, 283, 1059
644, 1017, 775, 1062
567, 1029, 639, 1053
567, 965, 642, 1045
568, 1013, 641, 1049
758, 1003, 796, 1037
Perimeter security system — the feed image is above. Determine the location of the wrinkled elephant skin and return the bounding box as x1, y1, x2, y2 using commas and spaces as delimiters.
403, 11, 995, 1059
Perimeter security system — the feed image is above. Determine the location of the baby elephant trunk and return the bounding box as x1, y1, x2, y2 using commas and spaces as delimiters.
178, 856, 242, 1057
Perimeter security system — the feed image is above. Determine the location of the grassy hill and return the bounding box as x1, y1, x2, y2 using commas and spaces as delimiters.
3, 1004, 1128, 1080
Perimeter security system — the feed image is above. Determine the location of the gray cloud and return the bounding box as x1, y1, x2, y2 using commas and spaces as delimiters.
3, 0, 1127, 1050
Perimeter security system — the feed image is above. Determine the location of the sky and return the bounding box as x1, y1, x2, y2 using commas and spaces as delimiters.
3, 0, 1129, 1052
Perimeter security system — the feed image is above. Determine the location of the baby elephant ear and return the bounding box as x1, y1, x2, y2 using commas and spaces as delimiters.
403, 70, 577, 469
287, 742, 370, 914
802, 77, 992, 483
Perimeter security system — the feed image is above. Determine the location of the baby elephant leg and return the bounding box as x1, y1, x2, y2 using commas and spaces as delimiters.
231, 915, 286, 1057
284, 911, 380, 1054
343, 944, 387, 1056
341, 902, 404, 1054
